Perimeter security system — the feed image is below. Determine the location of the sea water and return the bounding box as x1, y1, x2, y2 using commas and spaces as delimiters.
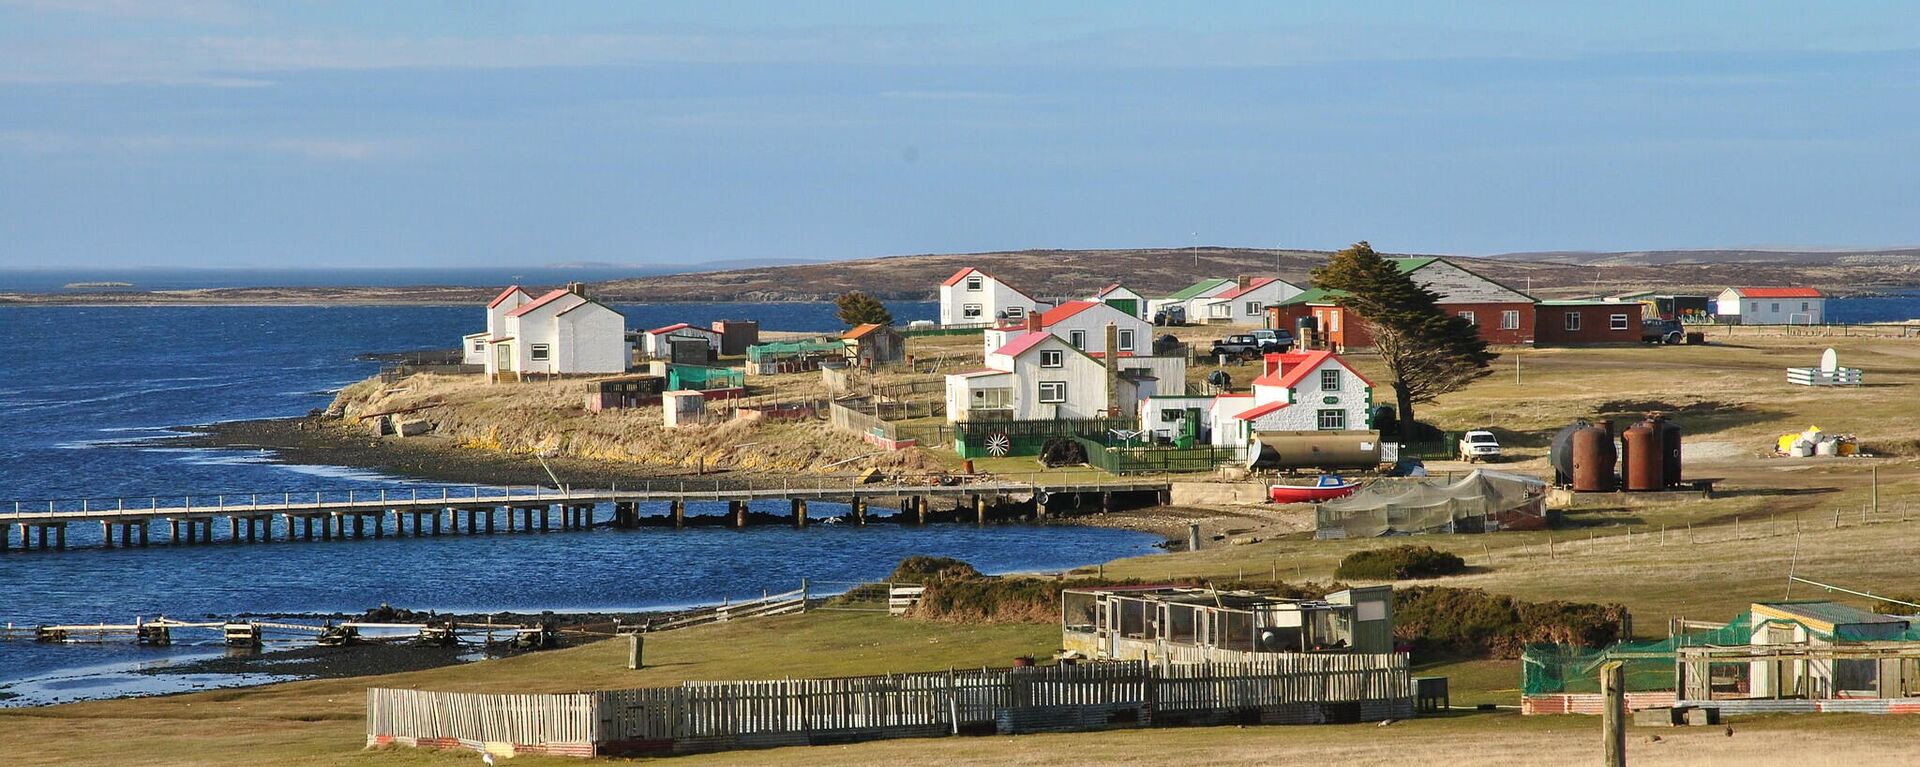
0, 302, 1160, 701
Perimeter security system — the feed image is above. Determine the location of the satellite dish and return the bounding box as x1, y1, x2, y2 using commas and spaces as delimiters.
1819, 348, 1838, 373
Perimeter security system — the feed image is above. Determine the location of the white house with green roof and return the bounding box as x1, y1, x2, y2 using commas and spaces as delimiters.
1148, 278, 1235, 323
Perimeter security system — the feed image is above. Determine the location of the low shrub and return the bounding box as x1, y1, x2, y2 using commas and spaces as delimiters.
1333, 545, 1467, 580
887, 555, 981, 583
1393, 586, 1629, 658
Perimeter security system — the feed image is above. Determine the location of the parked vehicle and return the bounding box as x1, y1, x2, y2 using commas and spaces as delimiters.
1153, 305, 1188, 326
1458, 430, 1502, 462
1642, 318, 1684, 345
1250, 328, 1296, 353
1209, 334, 1266, 360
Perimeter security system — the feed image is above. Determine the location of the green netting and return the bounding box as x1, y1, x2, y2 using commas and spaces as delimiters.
746, 339, 846, 362
1522, 609, 1920, 695
667, 365, 744, 391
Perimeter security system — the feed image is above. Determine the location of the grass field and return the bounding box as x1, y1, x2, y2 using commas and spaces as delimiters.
10, 328, 1920, 765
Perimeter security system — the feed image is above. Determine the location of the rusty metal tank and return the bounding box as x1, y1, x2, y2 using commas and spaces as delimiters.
1246, 430, 1383, 472
1571, 423, 1617, 492
1548, 422, 1583, 485
1621, 418, 1666, 491
1652, 414, 1683, 486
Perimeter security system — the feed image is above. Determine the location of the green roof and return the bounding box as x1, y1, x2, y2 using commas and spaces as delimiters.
1163, 278, 1232, 301
1389, 256, 1438, 274
1274, 287, 1348, 306
1537, 299, 1618, 306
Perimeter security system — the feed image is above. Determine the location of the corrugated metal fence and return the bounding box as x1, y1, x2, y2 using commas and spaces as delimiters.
368, 654, 1411, 758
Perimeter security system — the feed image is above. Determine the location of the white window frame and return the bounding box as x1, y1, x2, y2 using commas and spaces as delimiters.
966, 275, 983, 292
1040, 350, 1064, 368
1117, 329, 1135, 352
530, 343, 551, 361
1458, 310, 1476, 326
1501, 310, 1519, 330
1564, 312, 1582, 331
1316, 409, 1346, 430
1004, 306, 1026, 319
1068, 330, 1087, 349
1210, 302, 1231, 318
472, 341, 485, 353
971, 387, 1010, 409
1245, 301, 1262, 316
1609, 314, 1630, 331
1038, 381, 1067, 404
962, 303, 983, 319
1320, 368, 1341, 391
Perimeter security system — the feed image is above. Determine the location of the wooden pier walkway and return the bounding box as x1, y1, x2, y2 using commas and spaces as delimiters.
0, 478, 1169, 553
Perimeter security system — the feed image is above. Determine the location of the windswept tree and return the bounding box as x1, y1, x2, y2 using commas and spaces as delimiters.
1312, 241, 1496, 440
834, 291, 894, 327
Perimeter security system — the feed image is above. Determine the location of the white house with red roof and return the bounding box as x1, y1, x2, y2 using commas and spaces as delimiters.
1715, 287, 1825, 325
1196, 276, 1302, 324
641, 322, 722, 358
938, 267, 1041, 326
946, 332, 1174, 423
463, 285, 534, 364
1209, 350, 1373, 447
483, 285, 628, 380
982, 300, 1153, 357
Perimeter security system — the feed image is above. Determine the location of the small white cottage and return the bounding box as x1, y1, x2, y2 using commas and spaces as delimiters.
1715, 287, 1825, 325
483, 284, 628, 381
462, 285, 534, 364
1211, 350, 1374, 447
981, 300, 1153, 357
1196, 277, 1303, 325
938, 267, 1040, 326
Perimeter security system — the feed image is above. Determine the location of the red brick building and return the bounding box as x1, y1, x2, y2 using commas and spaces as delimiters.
1266, 257, 1537, 350
1533, 301, 1643, 346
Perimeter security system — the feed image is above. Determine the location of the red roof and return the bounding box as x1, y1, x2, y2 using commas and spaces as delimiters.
1729, 287, 1822, 299
991, 331, 1058, 359
1213, 277, 1282, 301
1251, 349, 1374, 390
648, 322, 691, 334
504, 289, 575, 318
487, 285, 529, 309
842, 323, 890, 340
1232, 401, 1289, 421
1093, 283, 1131, 298
1038, 300, 1101, 326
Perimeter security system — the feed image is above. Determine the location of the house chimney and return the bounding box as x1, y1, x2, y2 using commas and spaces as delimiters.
1104, 322, 1120, 416
1025, 313, 1043, 333
1237, 275, 1252, 291
566, 281, 589, 298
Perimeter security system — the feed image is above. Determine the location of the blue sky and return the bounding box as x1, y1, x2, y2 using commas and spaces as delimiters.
3, 2, 1918, 269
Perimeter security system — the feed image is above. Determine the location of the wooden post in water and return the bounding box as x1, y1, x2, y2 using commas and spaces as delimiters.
1600, 660, 1626, 767
852, 496, 866, 525
792, 498, 807, 528
54, 524, 65, 550
973, 494, 986, 526
731, 500, 748, 528
671, 499, 685, 529
101, 521, 113, 548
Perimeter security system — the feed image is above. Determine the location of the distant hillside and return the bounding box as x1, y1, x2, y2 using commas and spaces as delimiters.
7, 246, 1917, 306
588, 247, 1920, 302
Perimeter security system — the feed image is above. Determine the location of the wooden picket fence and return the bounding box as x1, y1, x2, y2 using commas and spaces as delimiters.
368, 655, 1412, 758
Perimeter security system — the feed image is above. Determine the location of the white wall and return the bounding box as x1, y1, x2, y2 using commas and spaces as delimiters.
557, 303, 628, 374
644, 327, 721, 357
939, 270, 1038, 325
1048, 307, 1153, 356
1717, 290, 1824, 324
1202, 280, 1303, 324
1140, 396, 1217, 441
1247, 357, 1372, 432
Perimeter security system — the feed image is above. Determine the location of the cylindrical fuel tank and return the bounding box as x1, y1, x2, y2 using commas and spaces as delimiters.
1653, 415, 1682, 486
1548, 422, 1583, 485
1247, 430, 1382, 471
1622, 419, 1665, 491
1571, 423, 1617, 491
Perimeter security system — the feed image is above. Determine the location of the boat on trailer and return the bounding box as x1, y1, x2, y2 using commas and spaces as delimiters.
1268, 474, 1359, 504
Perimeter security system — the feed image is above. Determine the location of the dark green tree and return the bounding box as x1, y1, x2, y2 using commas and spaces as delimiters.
1311, 241, 1496, 440
834, 291, 894, 327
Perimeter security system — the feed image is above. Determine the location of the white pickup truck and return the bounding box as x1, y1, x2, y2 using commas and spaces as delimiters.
1458, 430, 1502, 462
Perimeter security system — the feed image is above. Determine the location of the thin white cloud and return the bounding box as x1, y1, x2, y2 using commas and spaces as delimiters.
0, 130, 399, 159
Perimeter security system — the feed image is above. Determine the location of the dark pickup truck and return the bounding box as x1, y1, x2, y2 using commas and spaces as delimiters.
1209, 332, 1291, 359
1642, 318, 1684, 344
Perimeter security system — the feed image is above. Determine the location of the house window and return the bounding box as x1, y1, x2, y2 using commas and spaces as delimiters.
1501, 310, 1519, 330
1004, 306, 1026, 319
971, 388, 1010, 409
966, 276, 983, 291
1068, 330, 1087, 349
1245, 301, 1262, 316
1749, 302, 1758, 312
1317, 409, 1346, 430
1160, 409, 1185, 423
1458, 310, 1476, 325
530, 344, 551, 361
1038, 381, 1067, 404
1321, 369, 1341, 391
1211, 303, 1230, 318
1801, 302, 1810, 311
472, 341, 485, 352
1040, 350, 1064, 368
962, 304, 983, 319
1117, 329, 1135, 352
1770, 302, 1780, 313
1609, 314, 1629, 331
1329, 311, 1339, 332
1564, 312, 1582, 331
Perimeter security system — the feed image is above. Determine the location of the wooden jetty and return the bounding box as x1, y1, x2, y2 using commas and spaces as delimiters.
0, 616, 556, 648
0, 479, 1169, 553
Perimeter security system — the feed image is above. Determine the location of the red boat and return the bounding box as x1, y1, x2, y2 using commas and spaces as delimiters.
1268, 475, 1359, 504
